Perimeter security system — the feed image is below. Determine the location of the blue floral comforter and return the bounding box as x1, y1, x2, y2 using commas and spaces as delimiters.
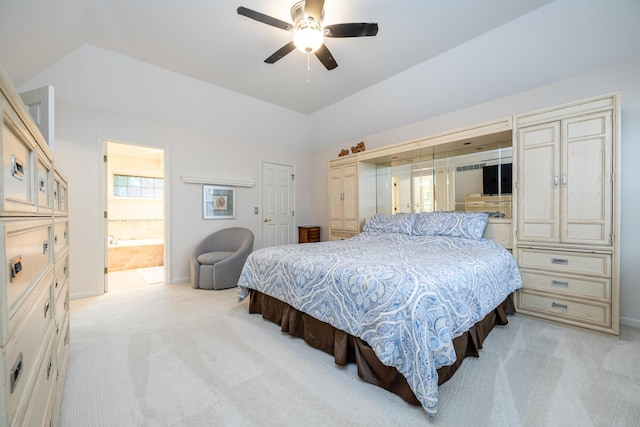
237, 231, 522, 417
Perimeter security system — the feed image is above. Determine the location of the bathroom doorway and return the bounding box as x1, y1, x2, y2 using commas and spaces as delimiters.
102, 141, 167, 293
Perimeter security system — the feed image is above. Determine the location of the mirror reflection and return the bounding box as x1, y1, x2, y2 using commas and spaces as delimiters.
374, 142, 512, 218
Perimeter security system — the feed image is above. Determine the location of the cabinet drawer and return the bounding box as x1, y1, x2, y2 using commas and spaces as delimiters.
3, 281, 53, 424
1, 99, 38, 215
16, 330, 56, 427
56, 311, 70, 382
53, 251, 69, 303
54, 279, 69, 335
520, 270, 610, 302
53, 218, 69, 255
36, 151, 53, 215
517, 248, 611, 277
517, 290, 610, 328
2, 218, 53, 312
329, 230, 358, 241
53, 169, 68, 215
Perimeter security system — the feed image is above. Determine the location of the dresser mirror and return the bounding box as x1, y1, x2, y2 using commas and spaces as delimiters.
371, 137, 513, 217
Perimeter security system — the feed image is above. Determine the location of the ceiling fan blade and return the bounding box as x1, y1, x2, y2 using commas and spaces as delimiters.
325, 23, 379, 38
265, 42, 296, 64
237, 6, 291, 31
314, 44, 338, 70
304, 0, 325, 22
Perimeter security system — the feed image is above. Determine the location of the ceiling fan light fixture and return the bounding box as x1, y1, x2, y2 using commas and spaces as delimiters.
293, 20, 324, 53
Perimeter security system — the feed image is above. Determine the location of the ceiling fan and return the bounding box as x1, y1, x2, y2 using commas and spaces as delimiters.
237, 0, 378, 71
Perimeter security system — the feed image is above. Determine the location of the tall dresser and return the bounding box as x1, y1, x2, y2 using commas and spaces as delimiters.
0, 66, 70, 426
328, 157, 359, 240
514, 94, 620, 336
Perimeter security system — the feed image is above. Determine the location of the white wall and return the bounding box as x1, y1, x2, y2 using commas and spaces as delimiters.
53, 101, 314, 298
19, 47, 318, 299
310, 59, 640, 327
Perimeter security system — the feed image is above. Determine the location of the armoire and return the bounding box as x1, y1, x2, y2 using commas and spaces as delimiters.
0, 64, 70, 426
328, 93, 620, 336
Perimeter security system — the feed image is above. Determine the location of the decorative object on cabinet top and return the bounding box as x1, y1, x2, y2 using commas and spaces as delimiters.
351, 141, 365, 154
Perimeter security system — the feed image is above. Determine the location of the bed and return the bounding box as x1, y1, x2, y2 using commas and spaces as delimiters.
237, 212, 522, 418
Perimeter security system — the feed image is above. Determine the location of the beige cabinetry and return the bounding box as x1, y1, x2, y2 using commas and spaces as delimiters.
1, 65, 69, 426
464, 195, 512, 218
326, 96, 620, 336
329, 159, 359, 240
515, 94, 619, 335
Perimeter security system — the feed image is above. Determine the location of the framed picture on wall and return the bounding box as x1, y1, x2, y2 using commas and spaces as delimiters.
203, 185, 236, 219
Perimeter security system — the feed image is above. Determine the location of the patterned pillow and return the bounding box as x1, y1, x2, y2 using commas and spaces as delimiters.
363, 213, 415, 235
412, 212, 489, 240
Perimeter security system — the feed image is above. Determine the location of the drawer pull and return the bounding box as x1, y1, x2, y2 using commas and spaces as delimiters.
43, 241, 49, 254
44, 301, 50, 318
55, 234, 58, 244
551, 302, 568, 310
39, 177, 47, 192
10, 256, 23, 282
11, 155, 25, 180
10, 353, 23, 393
55, 279, 59, 289
551, 280, 569, 288
551, 258, 568, 265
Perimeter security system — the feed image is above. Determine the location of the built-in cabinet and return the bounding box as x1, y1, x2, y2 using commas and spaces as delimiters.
327, 94, 620, 336
465, 195, 512, 219
515, 95, 618, 335
328, 158, 359, 240
0, 65, 69, 426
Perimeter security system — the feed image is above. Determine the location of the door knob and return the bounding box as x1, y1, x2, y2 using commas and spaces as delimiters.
263, 218, 272, 223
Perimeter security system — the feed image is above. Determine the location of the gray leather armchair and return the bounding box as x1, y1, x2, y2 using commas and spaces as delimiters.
190, 227, 254, 290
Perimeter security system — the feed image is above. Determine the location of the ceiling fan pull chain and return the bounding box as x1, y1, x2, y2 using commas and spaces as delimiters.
306, 51, 312, 83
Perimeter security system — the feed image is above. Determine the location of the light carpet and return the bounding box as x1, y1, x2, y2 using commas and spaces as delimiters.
58, 283, 640, 427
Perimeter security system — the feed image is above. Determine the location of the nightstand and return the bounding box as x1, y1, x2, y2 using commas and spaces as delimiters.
298, 226, 320, 243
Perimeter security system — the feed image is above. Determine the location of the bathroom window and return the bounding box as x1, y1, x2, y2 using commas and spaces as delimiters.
113, 174, 164, 198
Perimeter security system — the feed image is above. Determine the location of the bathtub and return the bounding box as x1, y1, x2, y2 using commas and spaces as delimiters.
109, 238, 164, 248
108, 239, 164, 271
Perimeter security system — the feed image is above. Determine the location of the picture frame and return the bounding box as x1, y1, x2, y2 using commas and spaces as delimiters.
203, 185, 236, 219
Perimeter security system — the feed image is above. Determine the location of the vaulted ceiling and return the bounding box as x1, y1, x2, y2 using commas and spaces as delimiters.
0, 0, 559, 114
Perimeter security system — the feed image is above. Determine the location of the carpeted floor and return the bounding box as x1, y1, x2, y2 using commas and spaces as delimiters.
58, 283, 640, 427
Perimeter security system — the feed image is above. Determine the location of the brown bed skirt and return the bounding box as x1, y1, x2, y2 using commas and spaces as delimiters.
248, 290, 515, 406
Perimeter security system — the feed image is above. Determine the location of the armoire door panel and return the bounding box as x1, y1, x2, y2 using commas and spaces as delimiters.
341, 164, 358, 230
561, 112, 613, 245
329, 166, 344, 228
517, 122, 561, 242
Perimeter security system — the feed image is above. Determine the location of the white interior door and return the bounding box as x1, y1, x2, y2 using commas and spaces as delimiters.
102, 141, 109, 293
262, 162, 294, 247
20, 86, 55, 149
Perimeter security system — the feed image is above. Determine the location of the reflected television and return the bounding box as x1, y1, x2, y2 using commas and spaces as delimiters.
482, 163, 512, 195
